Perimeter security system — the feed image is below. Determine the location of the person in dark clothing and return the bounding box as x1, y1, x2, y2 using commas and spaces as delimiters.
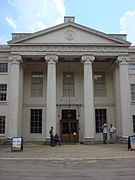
49, 126, 55, 146
54, 133, 61, 146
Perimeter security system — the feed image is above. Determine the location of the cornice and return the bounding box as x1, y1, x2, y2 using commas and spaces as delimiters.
128, 46, 135, 53
0, 45, 10, 52
8, 21, 131, 45
9, 43, 129, 47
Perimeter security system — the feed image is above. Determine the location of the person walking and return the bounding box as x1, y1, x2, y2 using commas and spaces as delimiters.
49, 126, 55, 146
102, 123, 108, 144
109, 124, 116, 144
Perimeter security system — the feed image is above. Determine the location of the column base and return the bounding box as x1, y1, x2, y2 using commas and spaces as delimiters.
0, 137, 12, 145
43, 138, 50, 145
116, 136, 128, 143
83, 138, 95, 144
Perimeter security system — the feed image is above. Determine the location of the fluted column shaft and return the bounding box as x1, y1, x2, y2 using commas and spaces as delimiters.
45, 55, 58, 139
117, 55, 132, 137
82, 55, 95, 141
7, 55, 21, 137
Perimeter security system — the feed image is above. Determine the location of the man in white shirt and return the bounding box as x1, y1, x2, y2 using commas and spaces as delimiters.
102, 123, 108, 144
109, 124, 116, 144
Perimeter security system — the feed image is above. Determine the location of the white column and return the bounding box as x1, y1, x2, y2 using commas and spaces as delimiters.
18, 63, 24, 136
114, 65, 122, 136
7, 55, 21, 137
82, 55, 95, 142
117, 55, 132, 138
45, 55, 58, 139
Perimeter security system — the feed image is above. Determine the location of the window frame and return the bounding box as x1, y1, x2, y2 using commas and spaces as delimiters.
129, 64, 135, 75
133, 115, 135, 133
0, 63, 8, 73
63, 72, 75, 97
0, 84, 7, 102
131, 84, 135, 101
30, 109, 42, 134
0, 116, 5, 134
95, 109, 107, 133
94, 72, 106, 97
31, 72, 43, 97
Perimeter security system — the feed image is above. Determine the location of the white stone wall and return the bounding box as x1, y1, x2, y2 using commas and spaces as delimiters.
23, 62, 47, 141
129, 56, 135, 135
93, 62, 115, 140
0, 53, 9, 138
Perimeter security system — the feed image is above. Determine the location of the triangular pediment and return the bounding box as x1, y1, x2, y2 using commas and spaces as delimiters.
8, 22, 131, 46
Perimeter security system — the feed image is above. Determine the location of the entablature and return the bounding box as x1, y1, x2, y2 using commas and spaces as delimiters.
10, 45, 129, 57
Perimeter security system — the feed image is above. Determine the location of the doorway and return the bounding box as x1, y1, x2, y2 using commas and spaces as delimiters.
60, 109, 79, 143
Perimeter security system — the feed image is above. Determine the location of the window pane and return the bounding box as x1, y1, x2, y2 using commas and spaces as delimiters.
0, 63, 8, 73
63, 72, 75, 97
133, 115, 135, 133
30, 109, 42, 134
131, 84, 135, 101
94, 72, 106, 97
31, 72, 43, 97
0, 116, 5, 134
0, 84, 7, 101
129, 64, 135, 75
95, 109, 107, 133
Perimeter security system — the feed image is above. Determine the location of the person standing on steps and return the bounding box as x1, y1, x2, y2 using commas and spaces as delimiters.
109, 124, 116, 144
102, 123, 108, 144
49, 126, 55, 146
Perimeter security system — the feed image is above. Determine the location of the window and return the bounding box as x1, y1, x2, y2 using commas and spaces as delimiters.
63, 72, 75, 97
30, 109, 42, 133
129, 64, 135, 74
0, 63, 8, 73
133, 115, 135, 133
31, 72, 43, 97
0, 116, 5, 134
0, 84, 7, 101
94, 72, 106, 97
95, 109, 107, 133
131, 84, 135, 101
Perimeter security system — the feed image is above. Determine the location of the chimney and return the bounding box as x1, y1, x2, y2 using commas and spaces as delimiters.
64, 16, 75, 23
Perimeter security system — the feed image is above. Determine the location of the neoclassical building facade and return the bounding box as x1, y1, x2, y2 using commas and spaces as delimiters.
0, 16, 135, 143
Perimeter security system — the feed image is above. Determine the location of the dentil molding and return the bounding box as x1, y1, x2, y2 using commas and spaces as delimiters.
11, 46, 128, 53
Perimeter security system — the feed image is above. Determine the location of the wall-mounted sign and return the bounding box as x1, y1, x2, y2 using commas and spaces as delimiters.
11, 137, 23, 152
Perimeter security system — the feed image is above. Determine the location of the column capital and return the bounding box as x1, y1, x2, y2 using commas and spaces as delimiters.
9, 55, 22, 65
45, 54, 58, 64
117, 55, 130, 65
81, 54, 95, 64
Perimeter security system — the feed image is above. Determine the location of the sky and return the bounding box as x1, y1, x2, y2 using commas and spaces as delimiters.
0, 0, 135, 45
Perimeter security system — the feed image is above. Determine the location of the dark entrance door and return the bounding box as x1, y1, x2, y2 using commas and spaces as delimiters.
60, 109, 79, 143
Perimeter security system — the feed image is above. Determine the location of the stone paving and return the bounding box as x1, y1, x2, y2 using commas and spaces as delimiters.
0, 143, 135, 160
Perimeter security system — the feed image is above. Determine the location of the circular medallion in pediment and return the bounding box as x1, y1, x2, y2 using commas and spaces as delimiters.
65, 29, 75, 41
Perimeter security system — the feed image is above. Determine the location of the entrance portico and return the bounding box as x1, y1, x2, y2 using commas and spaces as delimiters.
6, 53, 132, 143
1, 16, 134, 143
